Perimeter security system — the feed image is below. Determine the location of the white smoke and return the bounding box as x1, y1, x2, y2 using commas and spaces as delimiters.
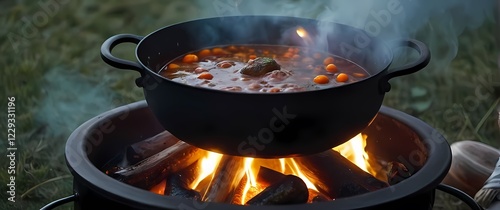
206, 0, 496, 72
36, 68, 116, 137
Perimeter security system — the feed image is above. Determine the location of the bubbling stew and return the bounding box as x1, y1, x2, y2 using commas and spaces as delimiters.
159, 45, 369, 93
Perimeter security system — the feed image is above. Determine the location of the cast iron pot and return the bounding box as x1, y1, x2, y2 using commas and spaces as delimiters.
100, 15, 430, 158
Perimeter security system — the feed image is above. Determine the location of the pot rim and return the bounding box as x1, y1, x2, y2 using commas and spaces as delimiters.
65, 100, 451, 209
132, 15, 398, 95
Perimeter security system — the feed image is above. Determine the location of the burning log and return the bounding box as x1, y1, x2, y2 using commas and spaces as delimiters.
203, 156, 245, 202
256, 166, 286, 186
387, 161, 412, 185
165, 173, 201, 200
112, 141, 205, 190
126, 130, 180, 164
231, 174, 249, 205
176, 160, 201, 188
293, 150, 389, 198
246, 175, 309, 205
232, 166, 288, 204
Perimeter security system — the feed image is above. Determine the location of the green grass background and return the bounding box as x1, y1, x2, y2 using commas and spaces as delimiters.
1, 0, 499, 209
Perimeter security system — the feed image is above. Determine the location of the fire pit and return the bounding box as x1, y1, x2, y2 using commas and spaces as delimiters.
57, 100, 455, 209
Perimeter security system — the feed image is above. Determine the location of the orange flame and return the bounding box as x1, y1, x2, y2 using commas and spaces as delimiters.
190, 152, 223, 189
150, 133, 377, 204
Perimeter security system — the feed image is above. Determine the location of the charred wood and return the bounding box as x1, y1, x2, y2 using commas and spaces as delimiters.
387, 161, 412, 185
203, 156, 245, 202
293, 150, 389, 198
113, 141, 204, 190
126, 130, 180, 164
165, 173, 201, 200
246, 175, 308, 205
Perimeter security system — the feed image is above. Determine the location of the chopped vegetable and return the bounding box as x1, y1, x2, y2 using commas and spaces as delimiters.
336, 73, 349, 82
182, 54, 198, 63
212, 48, 225, 55
198, 49, 211, 57
168, 63, 180, 69
313, 75, 329, 84
217, 61, 233, 68
198, 72, 214, 80
240, 57, 281, 77
325, 64, 337, 73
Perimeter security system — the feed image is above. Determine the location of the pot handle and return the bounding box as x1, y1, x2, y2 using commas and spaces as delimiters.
380, 39, 431, 93
100, 34, 144, 72
40, 194, 76, 210
437, 183, 484, 210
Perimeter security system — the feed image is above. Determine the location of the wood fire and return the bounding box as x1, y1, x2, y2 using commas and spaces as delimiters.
103, 130, 410, 205
106, 131, 398, 205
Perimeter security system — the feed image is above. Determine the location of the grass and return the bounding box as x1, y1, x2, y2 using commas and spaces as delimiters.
1, 0, 499, 209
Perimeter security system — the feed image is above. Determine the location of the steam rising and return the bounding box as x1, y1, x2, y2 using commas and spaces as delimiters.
210, 0, 496, 71
35, 0, 495, 137
36, 68, 116, 137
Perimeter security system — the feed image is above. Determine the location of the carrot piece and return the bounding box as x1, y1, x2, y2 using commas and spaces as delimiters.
336, 73, 349, 82
325, 64, 338, 73
313, 75, 329, 84
198, 72, 214, 80
212, 48, 225, 55
249, 55, 257, 60
217, 61, 232, 68
199, 49, 211, 57
167, 63, 180, 69
182, 54, 198, 63
323, 57, 335, 65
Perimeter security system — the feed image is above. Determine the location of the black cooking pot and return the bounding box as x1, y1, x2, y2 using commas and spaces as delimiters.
101, 15, 430, 158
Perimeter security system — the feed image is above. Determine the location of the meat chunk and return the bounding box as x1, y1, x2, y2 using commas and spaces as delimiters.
240, 57, 281, 76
